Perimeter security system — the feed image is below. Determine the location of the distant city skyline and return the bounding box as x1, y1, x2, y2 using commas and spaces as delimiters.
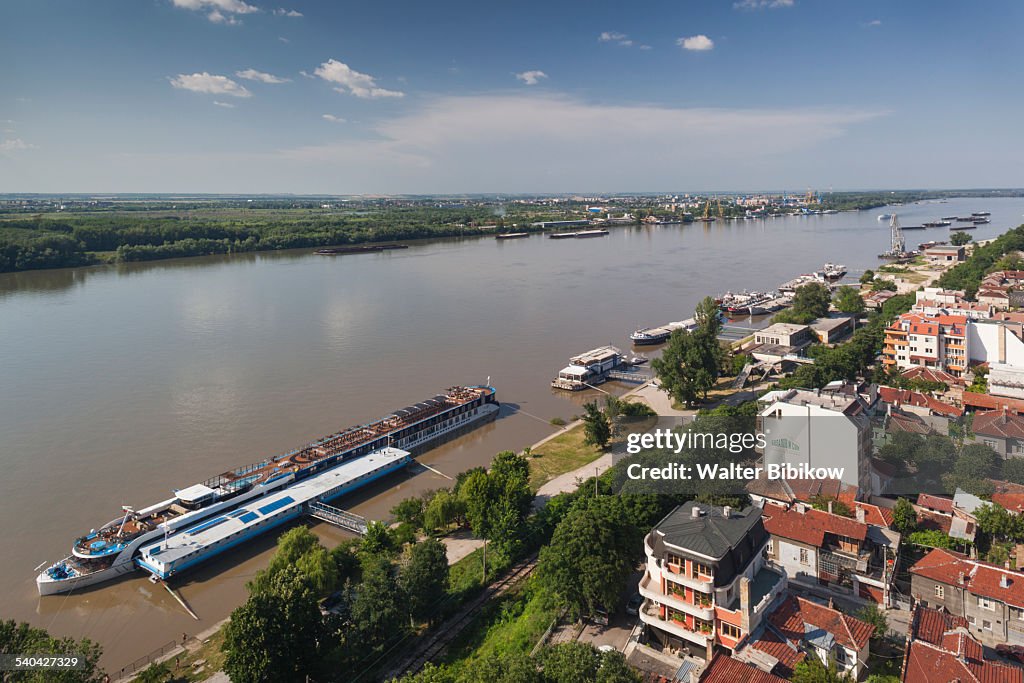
1, 1, 1022, 194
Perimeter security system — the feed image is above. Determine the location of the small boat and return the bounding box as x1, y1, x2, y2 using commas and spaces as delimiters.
971, 218, 990, 224
628, 355, 649, 366
955, 217, 975, 222
941, 216, 958, 221
822, 263, 847, 280
971, 211, 991, 217
496, 232, 529, 240
547, 232, 577, 239
923, 220, 951, 227
877, 214, 893, 221
574, 229, 609, 238
919, 240, 948, 250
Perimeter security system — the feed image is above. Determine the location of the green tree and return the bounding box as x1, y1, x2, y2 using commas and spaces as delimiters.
968, 365, 989, 393
539, 642, 599, 683
857, 603, 888, 640
536, 498, 641, 618
1004, 457, 1024, 485
832, 285, 865, 315
871, 278, 897, 292
582, 401, 612, 449
943, 443, 998, 496
223, 567, 328, 683
350, 555, 409, 647
0, 620, 104, 683
400, 537, 449, 623
776, 281, 833, 324
950, 230, 973, 246
424, 488, 464, 532
891, 498, 917, 535
460, 652, 541, 683
135, 662, 172, 683
249, 526, 340, 595
362, 520, 397, 556
810, 495, 852, 517
596, 650, 642, 683
792, 656, 849, 682
393, 496, 426, 529
860, 269, 875, 285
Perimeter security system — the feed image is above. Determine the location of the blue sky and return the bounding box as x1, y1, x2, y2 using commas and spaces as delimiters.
1, 0, 1022, 194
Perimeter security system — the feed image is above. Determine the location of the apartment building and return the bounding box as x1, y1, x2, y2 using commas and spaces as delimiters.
909, 547, 1024, 647
639, 503, 786, 659
761, 502, 900, 606
882, 312, 969, 377
759, 385, 874, 493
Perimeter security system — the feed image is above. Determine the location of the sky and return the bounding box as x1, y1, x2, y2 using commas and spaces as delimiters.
1, 0, 1022, 194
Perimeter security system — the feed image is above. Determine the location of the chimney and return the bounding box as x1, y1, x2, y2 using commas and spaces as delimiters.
796, 502, 807, 514
692, 505, 701, 519
958, 571, 965, 585
856, 506, 866, 524
739, 576, 752, 632
828, 500, 834, 515
723, 506, 732, 519
1002, 574, 1011, 589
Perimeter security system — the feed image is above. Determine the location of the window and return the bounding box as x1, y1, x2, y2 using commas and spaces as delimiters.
799, 548, 809, 565
691, 561, 712, 579
979, 596, 996, 611
693, 617, 713, 634
984, 439, 998, 449
666, 553, 685, 570
935, 585, 945, 599
983, 619, 993, 631
968, 615, 976, 625
720, 622, 742, 640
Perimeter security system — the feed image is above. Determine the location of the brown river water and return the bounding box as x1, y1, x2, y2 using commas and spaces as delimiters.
1, 198, 1022, 672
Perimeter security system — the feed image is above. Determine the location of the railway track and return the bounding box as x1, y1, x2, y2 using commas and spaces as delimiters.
385, 554, 539, 680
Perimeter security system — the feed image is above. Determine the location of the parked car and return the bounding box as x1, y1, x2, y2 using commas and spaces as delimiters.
626, 593, 643, 616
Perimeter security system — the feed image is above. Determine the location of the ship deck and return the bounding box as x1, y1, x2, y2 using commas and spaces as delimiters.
205, 386, 490, 490
137, 447, 411, 574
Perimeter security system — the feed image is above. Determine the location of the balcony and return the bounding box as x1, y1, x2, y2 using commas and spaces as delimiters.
639, 601, 712, 646
639, 572, 715, 621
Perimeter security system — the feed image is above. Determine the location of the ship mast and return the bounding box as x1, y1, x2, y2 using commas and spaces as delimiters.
890, 214, 905, 254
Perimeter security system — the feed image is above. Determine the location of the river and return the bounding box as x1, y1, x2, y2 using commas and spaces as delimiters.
1, 197, 1022, 672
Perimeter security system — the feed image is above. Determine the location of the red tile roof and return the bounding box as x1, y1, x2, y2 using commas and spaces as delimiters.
769, 595, 874, 652
855, 501, 895, 527
911, 606, 969, 645
973, 410, 1024, 440
900, 366, 965, 386
963, 392, 1024, 415
993, 490, 1024, 514
917, 493, 954, 514
746, 474, 857, 507
878, 387, 964, 417
749, 626, 806, 677
762, 506, 868, 547
910, 548, 1024, 610
700, 653, 788, 683
903, 638, 1023, 683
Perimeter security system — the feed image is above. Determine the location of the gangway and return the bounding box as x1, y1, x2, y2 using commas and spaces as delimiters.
606, 371, 649, 384
307, 501, 368, 535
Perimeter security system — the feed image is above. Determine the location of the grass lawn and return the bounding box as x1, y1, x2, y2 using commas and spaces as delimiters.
441, 583, 560, 670
525, 424, 602, 492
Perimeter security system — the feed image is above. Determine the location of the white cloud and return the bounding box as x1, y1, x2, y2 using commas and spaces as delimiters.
313, 59, 405, 99
678, 35, 714, 51
599, 31, 634, 47
279, 36, 290, 43
235, 68, 291, 83
734, 0, 794, 8
273, 7, 302, 16
214, 100, 236, 108
514, 70, 547, 85
172, 0, 259, 23
276, 94, 885, 192
322, 114, 347, 123
169, 72, 252, 97
639, 45, 652, 50
867, 19, 882, 26
0, 138, 34, 153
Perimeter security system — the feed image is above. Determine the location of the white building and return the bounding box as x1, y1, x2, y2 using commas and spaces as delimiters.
759, 386, 873, 494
